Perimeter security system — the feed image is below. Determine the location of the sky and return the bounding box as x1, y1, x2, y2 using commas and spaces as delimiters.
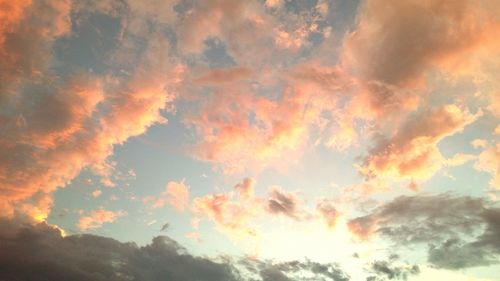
1, 0, 500, 280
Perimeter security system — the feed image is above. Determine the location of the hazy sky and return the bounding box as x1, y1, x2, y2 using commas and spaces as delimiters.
1, 0, 500, 280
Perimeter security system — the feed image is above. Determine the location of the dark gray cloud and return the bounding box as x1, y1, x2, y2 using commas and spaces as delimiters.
160, 222, 170, 232
0, 218, 240, 281
250, 260, 350, 281
365, 260, 419, 281
0, 218, 351, 281
348, 194, 500, 269
266, 188, 309, 221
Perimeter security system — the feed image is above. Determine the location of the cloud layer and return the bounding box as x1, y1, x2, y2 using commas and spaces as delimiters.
0, 217, 352, 281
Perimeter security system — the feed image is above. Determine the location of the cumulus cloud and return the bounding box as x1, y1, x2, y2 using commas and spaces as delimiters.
173, 0, 347, 173
191, 179, 314, 243
166, 180, 190, 211
185, 85, 311, 174
316, 199, 340, 229
92, 189, 102, 198
78, 208, 126, 231
145, 180, 190, 211
234, 177, 256, 200
176, 0, 274, 62
192, 191, 261, 239
474, 141, 500, 189
195, 67, 253, 86
359, 105, 480, 184
184, 62, 353, 174
341, 0, 500, 120
347, 194, 500, 269
0, 0, 71, 95
0, 0, 183, 219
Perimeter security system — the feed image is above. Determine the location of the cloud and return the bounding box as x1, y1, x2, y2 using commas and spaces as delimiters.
160, 222, 170, 232
195, 67, 253, 85
0, 0, 71, 96
193, 192, 261, 239
474, 141, 500, 189
166, 181, 190, 211
184, 62, 352, 174
191, 179, 312, 243
235, 177, 256, 200
347, 194, 500, 269
316, 199, 340, 229
146, 180, 190, 211
92, 189, 102, 198
78, 208, 126, 231
176, 0, 274, 61
266, 187, 309, 221
0, 218, 240, 281
0, 0, 183, 219
341, 0, 500, 120
0, 217, 352, 281
254, 260, 350, 281
185, 85, 310, 174
358, 105, 480, 184
366, 259, 420, 281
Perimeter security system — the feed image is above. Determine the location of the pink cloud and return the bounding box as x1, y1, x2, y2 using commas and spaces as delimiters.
78, 208, 126, 231
359, 105, 480, 184
339, 0, 500, 124
193, 192, 260, 239
191, 178, 312, 242
0, 1, 183, 221
234, 177, 256, 200
186, 86, 310, 174
166, 181, 190, 211
474, 141, 500, 189
195, 67, 252, 85
316, 199, 340, 229
347, 216, 378, 242
92, 190, 102, 198
145, 180, 190, 210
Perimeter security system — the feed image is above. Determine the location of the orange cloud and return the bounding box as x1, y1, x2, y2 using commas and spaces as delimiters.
184, 62, 358, 173
92, 189, 102, 198
153, 181, 189, 212
186, 86, 310, 174
176, 0, 273, 59
347, 216, 378, 242
192, 192, 260, 239
341, 0, 500, 121
144, 180, 190, 211
316, 199, 340, 229
195, 67, 252, 85
191, 179, 312, 243
78, 208, 126, 231
234, 177, 256, 200
0, 1, 183, 220
0, 0, 71, 95
359, 105, 480, 184
474, 141, 500, 189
